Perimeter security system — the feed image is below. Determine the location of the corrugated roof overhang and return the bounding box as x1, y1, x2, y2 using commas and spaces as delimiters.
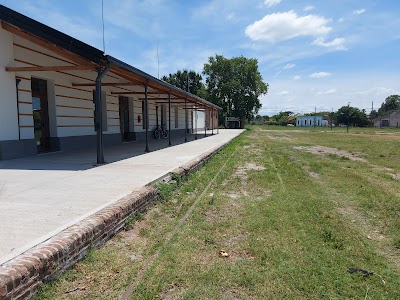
107, 56, 221, 110
0, 4, 220, 111
0, 5, 104, 64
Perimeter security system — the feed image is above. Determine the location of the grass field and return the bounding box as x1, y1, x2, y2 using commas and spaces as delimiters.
34, 126, 400, 299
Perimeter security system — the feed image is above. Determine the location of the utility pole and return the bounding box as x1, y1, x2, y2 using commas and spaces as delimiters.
331, 108, 333, 130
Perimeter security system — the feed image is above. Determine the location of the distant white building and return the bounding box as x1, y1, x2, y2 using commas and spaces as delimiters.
296, 116, 329, 127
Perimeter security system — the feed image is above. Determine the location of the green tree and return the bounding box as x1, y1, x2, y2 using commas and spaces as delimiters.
369, 109, 378, 120
270, 111, 294, 125
161, 70, 205, 96
335, 106, 368, 127
203, 54, 268, 127
377, 95, 400, 116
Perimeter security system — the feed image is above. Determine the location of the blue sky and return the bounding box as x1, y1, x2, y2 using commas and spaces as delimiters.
2, 0, 400, 115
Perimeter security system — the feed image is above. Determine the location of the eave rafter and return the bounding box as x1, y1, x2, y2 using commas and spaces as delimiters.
111, 91, 168, 95
1, 21, 99, 67
6, 65, 95, 72
72, 82, 139, 87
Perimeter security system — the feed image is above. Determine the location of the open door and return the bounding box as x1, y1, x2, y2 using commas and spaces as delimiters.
119, 96, 130, 141
31, 78, 50, 153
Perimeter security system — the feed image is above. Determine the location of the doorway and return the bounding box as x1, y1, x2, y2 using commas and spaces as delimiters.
161, 104, 167, 130
119, 96, 130, 141
31, 78, 50, 153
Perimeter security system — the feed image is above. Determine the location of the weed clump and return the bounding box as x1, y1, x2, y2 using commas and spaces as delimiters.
322, 228, 344, 250
124, 212, 144, 230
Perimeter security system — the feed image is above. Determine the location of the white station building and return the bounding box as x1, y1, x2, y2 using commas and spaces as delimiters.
0, 5, 220, 162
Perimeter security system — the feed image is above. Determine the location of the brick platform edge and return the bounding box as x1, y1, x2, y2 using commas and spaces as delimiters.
0, 137, 235, 300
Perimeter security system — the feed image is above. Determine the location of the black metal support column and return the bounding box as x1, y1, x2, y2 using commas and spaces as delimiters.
217, 112, 219, 134
211, 109, 214, 135
204, 108, 207, 137
194, 108, 198, 140
15, 78, 21, 140
168, 92, 171, 146
95, 64, 110, 164
184, 98, 187, 142
145, 85, 150, 152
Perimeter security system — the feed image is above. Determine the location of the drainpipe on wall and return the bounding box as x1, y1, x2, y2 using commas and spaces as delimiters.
95, 63, 110, 164
15, 78, 21, 140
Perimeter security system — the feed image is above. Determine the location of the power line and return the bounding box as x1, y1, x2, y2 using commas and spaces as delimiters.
157, 42, 160, 79
101, 0, 105, 53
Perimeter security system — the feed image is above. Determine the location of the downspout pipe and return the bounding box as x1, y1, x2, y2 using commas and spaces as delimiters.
15, 78, 21, 140
95, 63, 110, 164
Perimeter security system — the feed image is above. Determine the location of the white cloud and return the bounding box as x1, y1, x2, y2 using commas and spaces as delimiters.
283, 63, 295, 69
351, 87, 399, 96
312, 37, 347, 50
293, 75, 301, 80
245, 11, 331, 42
226, 12, 235, 20
325, 88, 337, 94
310, 72, 331, 78
274, 63, 295, 78
277, 90, 289, 95
304, 6, 315, 11
264, 0, 282, 8
353, 9, 366, 15
318, 88, 337, 95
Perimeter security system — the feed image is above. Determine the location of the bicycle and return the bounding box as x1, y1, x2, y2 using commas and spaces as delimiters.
154, 106, 169, 139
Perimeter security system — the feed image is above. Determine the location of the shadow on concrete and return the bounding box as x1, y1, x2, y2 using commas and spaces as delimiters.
0, 132, 217, 171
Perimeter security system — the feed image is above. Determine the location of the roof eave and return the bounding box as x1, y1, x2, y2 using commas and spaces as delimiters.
106, 55, 221, 110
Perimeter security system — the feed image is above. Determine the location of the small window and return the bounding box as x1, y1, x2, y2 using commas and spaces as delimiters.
175, 106, 179, 128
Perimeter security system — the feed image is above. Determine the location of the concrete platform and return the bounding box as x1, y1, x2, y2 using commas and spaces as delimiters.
0, 129, 244, 265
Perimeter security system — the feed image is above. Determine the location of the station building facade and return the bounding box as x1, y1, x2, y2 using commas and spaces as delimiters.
0, 5, 220, 161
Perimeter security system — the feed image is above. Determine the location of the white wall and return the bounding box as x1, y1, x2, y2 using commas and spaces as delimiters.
11, 36, 121, 139
132, 100, 191, 132
193, 110, 205, 132
3, 29, 198, 144
0, 27, 19, 141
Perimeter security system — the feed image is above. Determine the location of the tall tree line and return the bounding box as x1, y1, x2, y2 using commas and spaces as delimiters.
161, 54, 269, 127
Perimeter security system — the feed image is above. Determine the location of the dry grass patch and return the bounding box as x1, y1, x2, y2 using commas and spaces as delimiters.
294, 145, 367, 162
266, 135, 294, 140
